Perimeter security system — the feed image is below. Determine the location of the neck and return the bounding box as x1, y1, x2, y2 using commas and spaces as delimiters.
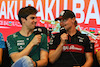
19, 27, 34, 37
67, 26, 77, 36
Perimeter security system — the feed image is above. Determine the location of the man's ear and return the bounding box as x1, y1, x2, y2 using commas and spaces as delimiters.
21, 18, 26, 23
72, 17, 75, 23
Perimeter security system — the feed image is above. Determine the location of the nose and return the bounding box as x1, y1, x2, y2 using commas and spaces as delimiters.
60, 22, 65, 27
34, 18, 37, 22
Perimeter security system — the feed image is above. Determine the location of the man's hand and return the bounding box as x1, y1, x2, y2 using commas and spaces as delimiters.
30, 58, 36, 67
31, 34, 42, 46
60, 33, 68, 45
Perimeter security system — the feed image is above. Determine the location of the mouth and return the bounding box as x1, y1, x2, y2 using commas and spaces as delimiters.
35, 22, 37, 24
32, 22, 37, 25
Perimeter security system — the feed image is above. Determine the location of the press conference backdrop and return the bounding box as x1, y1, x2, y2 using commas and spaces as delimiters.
0, 0, 100, 41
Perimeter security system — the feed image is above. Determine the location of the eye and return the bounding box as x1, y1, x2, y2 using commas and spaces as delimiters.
60, 19, 68, 23
32, 17, 35, 19
31, 17, 37, 19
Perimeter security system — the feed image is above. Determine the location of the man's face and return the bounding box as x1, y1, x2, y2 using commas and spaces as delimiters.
60, 21, 65, 27
60, 18, 75, 31
24, 14, 37, 30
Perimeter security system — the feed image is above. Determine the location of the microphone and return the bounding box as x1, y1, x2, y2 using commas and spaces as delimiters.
33, 27, 43, 45
60, 27, 68, 44
60, 27, 66, 34
34, 27, 43, 35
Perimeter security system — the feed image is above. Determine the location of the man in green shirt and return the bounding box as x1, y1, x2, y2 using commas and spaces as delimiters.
6, 6, 49, 67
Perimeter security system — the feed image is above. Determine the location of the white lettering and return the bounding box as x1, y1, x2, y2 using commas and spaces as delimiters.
0, 21, 3, 25
85, 0, 100, 25
7, 1, 14, 19
56, 0, 60, 18
20, 1, 23, 9
70, 45, 82, 51
45, 0, 55, 20
73, 0, 85, 23
15, 1, 18, 20
36, 0, 44, 23
0, 1, 6, 19
64, 0, 68, 10
63, 46, 69, 51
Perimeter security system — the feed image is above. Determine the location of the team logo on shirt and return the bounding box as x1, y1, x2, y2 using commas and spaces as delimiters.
13, 33, 18, 38
63, 44, 84, 53
78, 36, 84, 42
17, 40, 25, 50
17, 40, 25, 46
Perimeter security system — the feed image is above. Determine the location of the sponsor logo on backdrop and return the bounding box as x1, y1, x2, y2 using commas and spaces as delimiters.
0, 20, 22, 28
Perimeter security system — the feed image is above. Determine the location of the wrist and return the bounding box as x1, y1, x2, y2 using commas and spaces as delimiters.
29, 41, 35, 47
35, 61, 37, 67
60, 42, 65, 47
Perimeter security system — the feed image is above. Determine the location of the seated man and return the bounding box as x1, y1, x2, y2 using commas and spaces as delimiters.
6, 6, 49, 67
48, 10, 93, 67
0, 33, 5, 65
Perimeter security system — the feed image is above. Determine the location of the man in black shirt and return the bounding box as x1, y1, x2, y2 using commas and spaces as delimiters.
48, 10, 93, 67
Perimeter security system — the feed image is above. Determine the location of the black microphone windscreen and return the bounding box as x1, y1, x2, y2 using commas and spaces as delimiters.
34, 27, 42, 35
60, 27, 66, 34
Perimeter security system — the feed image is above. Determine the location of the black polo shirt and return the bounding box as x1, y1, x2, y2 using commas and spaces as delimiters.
49, 30, 92, 67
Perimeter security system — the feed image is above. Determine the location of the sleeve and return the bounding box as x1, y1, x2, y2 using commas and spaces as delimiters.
49, 33, 60, 50
0, 33, 5, 49
6, 35, 18, 56
84, 35, 93, 52
40, 34, 49, 52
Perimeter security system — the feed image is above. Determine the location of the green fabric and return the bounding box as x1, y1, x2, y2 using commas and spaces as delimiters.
7, 32, 48, 64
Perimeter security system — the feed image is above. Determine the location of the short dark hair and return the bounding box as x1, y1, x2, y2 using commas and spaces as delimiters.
18, 6, 38, 25
74, 20, 78, 27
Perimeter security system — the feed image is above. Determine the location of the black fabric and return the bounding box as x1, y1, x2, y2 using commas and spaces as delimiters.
48, 30, 92, 67
34, 26, 48, 35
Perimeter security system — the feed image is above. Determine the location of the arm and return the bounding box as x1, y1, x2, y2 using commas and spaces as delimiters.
0, 48, 3, 64
49, 33, 68, 63
96, 51, 100, 64
81, 35, 93, 67
33, 50, 48, 67
73, 52, 93, 67
49, 43, 64, 64
82, 52, 93, 67
10, 35, 41, 62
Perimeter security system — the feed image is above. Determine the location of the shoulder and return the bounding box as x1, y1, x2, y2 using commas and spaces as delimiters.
76, 31, 90, 43
0, 33, 3, 39
49, 33, 60, 44
7, 32, 19, 39
52, 33, 60, 39
77, 30, 89, 38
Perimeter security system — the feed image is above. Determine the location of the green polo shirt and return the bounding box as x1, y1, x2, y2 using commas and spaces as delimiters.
7, 32, 49, 64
